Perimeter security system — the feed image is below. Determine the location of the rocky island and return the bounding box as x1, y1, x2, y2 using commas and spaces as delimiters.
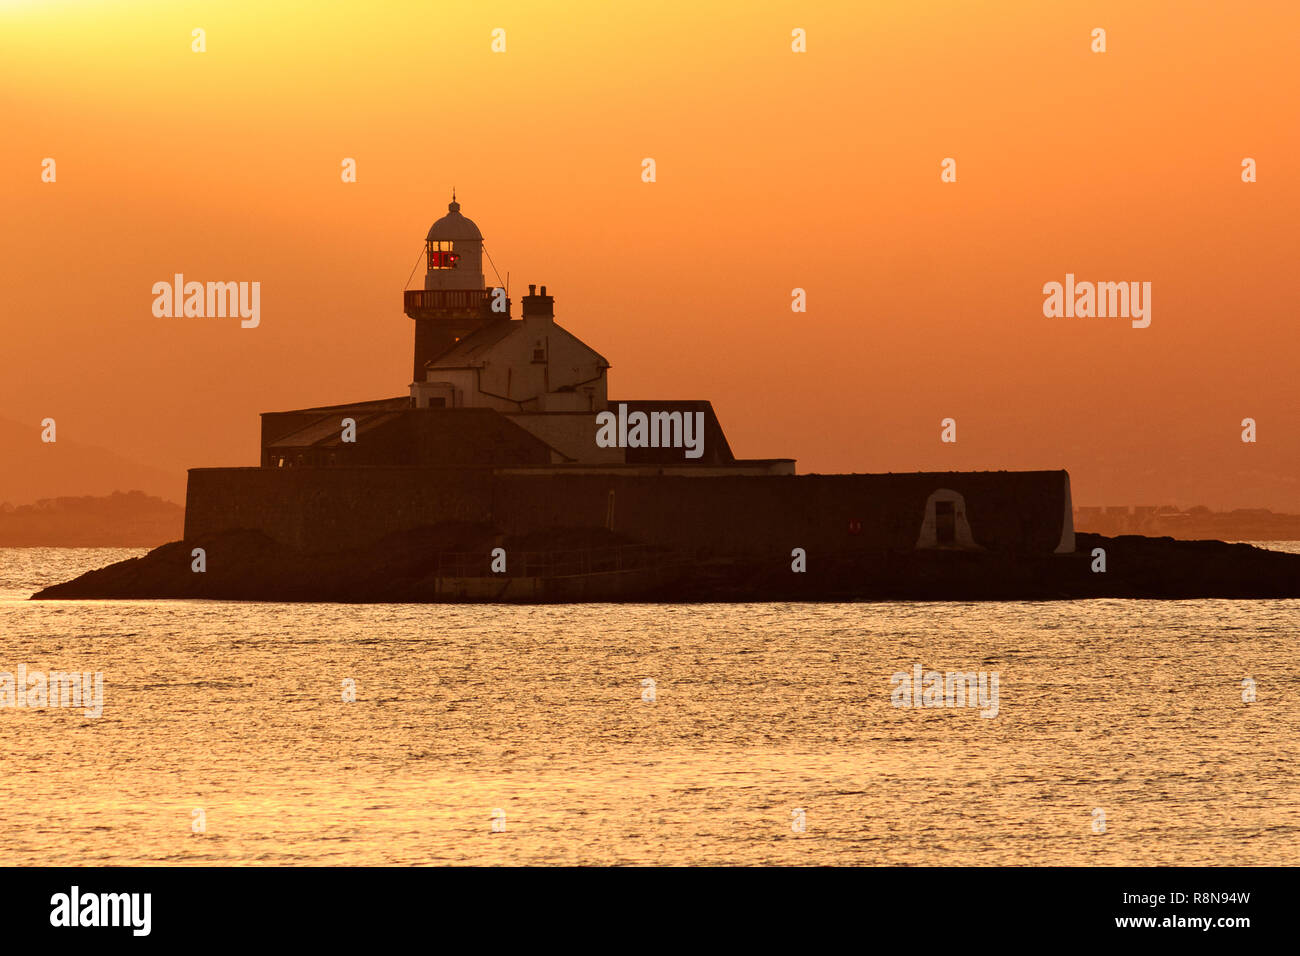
32, 525, 1300, 603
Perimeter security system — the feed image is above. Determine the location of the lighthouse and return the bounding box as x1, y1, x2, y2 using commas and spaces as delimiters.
403, 195, 506, 383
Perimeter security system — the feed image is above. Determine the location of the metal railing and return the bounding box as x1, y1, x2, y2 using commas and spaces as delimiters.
403, 289, 491, 311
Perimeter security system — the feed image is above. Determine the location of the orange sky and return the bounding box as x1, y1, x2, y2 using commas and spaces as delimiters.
2, 0, 1297, 509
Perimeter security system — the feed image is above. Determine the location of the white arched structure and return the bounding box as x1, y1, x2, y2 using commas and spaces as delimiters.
915, 488, 981, 550
1055, 474, 1076, 554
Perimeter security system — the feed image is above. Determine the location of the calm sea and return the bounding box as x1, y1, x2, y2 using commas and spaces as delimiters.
2, 545, 1298, 866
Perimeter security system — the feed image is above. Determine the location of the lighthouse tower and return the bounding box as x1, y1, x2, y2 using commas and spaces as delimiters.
403, 195, 505, 383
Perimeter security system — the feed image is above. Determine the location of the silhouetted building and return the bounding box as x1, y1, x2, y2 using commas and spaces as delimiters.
189, 199, 1075, 557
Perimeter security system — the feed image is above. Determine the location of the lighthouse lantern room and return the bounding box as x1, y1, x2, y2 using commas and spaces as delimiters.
404, 195, 503, 383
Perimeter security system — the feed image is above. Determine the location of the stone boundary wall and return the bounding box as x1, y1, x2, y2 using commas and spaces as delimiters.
185, 467, 1073, 556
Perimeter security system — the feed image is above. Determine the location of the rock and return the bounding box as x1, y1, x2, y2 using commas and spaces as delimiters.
30, 529, 1300, 603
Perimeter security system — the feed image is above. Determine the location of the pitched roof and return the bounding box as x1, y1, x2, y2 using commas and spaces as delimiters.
266, 412, 403, 449
425, 319, 518, 367
264, 396, 410, 415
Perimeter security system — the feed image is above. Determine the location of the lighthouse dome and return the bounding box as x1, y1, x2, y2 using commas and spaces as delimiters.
427, 199, 482, 242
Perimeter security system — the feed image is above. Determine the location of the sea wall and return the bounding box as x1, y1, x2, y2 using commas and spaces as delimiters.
185, 467, 1073, 556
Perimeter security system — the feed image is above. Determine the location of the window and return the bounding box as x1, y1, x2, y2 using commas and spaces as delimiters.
426, 240, 460, 270
532, 348, 546, 363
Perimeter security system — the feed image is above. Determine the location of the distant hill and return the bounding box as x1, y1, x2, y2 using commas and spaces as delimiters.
0, 416, 185, 506
0, 491, 183, 546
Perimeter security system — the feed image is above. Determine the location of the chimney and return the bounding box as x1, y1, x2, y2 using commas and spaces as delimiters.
521, 283, 554, 320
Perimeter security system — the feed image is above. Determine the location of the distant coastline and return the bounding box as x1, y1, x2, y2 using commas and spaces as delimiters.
0, 491, 183, 547
1075, 506, 1300, 542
